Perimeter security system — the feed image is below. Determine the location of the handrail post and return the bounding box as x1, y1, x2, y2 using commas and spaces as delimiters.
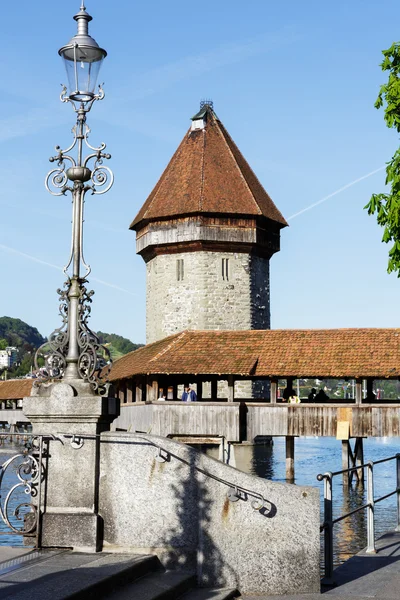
396, 454, 400, 532
321, 472, 335, 585
366, 461, 376, 553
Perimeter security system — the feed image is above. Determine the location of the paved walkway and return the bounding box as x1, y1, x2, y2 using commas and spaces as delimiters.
0, 547, 33, 562
1, 532, 400, 599
242, 531, 400, 600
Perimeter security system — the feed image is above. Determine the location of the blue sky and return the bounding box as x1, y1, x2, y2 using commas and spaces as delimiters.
1, 0, 400, 343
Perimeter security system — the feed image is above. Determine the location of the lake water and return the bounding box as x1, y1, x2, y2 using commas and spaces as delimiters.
204, 436, 400, 569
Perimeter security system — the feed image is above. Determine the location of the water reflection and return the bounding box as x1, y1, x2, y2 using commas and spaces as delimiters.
202, 437, 400, 568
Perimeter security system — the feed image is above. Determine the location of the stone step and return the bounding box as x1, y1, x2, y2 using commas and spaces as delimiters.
178, 587, 239, 600
103, 569, 196, 599
0, 551, 161, 599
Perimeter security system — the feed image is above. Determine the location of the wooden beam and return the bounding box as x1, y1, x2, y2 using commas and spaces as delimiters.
118, 383, 126, 404
211, 379, 218, 401
270, 378, 278, 404
146, 378, 154, 402
355, 379, 362, 405
126, 380, 133, 404
136, 379, 144, 403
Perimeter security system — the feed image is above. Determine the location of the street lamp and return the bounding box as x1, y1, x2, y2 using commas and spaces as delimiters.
35, 3, 113, 391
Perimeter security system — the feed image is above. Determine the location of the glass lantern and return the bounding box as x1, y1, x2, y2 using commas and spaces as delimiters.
59, 5, 107, 102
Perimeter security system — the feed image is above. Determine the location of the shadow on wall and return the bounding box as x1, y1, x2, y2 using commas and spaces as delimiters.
157, 445, 278, 587
160, 449, 233, 587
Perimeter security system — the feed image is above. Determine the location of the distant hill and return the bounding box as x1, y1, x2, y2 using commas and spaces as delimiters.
96, 331, 144, 360
0, 317, 143, 377
0, 317, 45, 353
0, 316, 46, 377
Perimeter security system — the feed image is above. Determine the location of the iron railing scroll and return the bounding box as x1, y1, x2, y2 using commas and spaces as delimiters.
0, 434, 51, 548
317, 453, 400, 585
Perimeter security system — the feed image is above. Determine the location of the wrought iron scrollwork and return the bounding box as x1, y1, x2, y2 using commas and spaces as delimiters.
34, 282, 70, 381
0, 438, 43, 537
34, 279, 111, 391
77, 281, 112, 390
90, 164, 114, 195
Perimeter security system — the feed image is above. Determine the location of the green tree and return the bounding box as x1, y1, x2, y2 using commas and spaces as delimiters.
0, 339, 7, 350
96, 331, 143, 355
12, 354, 34, 378
365, 42, 400, 275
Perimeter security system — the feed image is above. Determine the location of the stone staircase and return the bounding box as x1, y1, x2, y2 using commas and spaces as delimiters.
0, 549, 239, 600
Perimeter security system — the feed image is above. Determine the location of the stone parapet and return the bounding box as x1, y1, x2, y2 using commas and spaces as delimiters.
23, 382, 120, 552
99, 432, 320, 596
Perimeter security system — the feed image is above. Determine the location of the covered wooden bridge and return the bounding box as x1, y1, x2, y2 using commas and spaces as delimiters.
0, 379, 32, 431
108, 328, 400, 478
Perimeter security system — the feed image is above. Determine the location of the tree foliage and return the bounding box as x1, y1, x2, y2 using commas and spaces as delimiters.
96, 331, 143, 355
0, 317, 46, 377
365, 42, 400, 275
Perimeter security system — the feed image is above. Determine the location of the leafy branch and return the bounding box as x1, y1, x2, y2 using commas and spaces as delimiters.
365, 42, 400, 275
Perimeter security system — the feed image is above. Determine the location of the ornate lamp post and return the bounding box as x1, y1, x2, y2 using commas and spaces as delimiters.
35, 3, 113, 391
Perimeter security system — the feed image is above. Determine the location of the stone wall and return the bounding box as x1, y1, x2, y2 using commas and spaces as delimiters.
146, 251, 270, 344
99, 432, 320, 596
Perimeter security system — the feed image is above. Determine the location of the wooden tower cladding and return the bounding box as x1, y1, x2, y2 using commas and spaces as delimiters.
130, 104, 287, 344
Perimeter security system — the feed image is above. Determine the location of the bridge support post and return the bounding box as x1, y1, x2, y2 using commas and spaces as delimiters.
342, 440, 350, 486
286, 436, 295, 482
342, 438, 364, 485
355, 437, 364, 484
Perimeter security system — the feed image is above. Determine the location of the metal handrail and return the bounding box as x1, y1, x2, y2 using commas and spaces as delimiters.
317, 453, 400, 585
59, 431, 270, 512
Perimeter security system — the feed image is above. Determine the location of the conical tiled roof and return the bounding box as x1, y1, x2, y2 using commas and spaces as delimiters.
130, 105, 287, 230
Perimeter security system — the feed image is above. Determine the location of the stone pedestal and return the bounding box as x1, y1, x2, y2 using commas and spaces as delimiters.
23, 381, 119, 552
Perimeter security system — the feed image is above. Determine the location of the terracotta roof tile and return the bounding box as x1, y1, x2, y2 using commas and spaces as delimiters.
109, 328, 400, 381
0, 379, 33, 400
130, 107, 287, 229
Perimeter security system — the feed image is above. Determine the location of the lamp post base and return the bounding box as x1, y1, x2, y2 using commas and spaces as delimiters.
23, 381, 119, 552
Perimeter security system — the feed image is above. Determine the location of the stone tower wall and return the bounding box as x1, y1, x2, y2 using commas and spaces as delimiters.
146, 250, 270, 344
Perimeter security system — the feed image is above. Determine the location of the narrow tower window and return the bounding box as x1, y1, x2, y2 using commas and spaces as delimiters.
176, 259, 184, 281
222, 258, 229, 281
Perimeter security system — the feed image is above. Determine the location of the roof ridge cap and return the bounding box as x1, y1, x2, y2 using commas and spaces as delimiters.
149, 331, 188, 363
199, 129, 206, 212
213, 119, 262, 216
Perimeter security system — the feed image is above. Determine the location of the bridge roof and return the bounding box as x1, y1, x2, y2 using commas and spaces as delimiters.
0, 379, 33, 400
109, 328, 400, 380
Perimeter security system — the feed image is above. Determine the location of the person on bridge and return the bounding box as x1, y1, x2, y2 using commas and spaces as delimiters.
308, 388, 317, 402
315, 388, 329, 402
181, 385, 197, 402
